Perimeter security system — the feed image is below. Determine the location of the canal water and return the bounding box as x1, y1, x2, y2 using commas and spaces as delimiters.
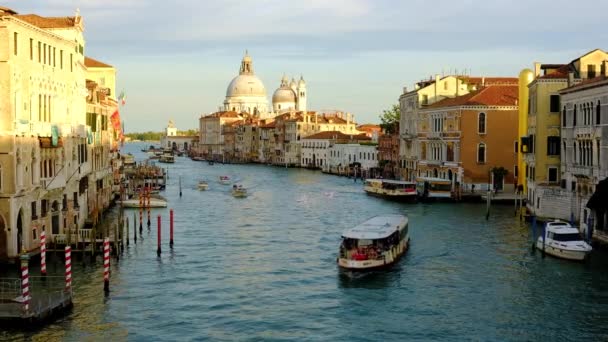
3, 142, 608, 341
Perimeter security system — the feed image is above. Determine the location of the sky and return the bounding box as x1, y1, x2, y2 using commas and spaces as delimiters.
6, 0, 608, 132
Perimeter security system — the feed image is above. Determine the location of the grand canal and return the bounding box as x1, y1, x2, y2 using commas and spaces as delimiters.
3, 142, 608, 341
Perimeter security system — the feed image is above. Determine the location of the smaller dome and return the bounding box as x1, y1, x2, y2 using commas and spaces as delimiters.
298, 75, 306, 87
289, 78, 297, 88
272, 87, 296, 103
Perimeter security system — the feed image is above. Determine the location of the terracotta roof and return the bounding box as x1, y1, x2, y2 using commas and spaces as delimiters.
260, 122, 276, 128
560, 76, 608, 94
426, 85, 518, 108
85, 56, 113, 68
461, 77, 518, 86
303, 131, 370, 141
204, 111, 241, 118
13, 14, 77, 28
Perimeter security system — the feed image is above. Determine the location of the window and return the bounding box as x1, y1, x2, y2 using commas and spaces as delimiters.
548, 167, 558, 183
547, 136, 560, 156
562, 106, 567, 127
588, 64, 596, 79
13, 32, 18, 55
597, 101, 601, 125
478, 112, 486, 134
477, 143, 486, 163
70, 53, 73, 72
37, 42, 41, 62
422, 95, 429, 105
514, 165, 518, 178
549, 95, 560, 113
29, 38, 33, 60
73, 192, 78, 208
573, 105, 577, 126
43, 43, 46, 63
53, 47, 56, 67
514, 141, 518, 154
31, 201, 37, 219
60, 50, 63, 69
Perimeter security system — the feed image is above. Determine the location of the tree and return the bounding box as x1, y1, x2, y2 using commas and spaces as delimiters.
379, 104, 400, 134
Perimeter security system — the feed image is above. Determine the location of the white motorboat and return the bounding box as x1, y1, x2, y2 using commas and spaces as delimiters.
198, 181, 209, 191
536, 220, 592, 261
119, 196, 168, 208
159, 154, 175, 164
231, 185, 248, 198
338, 215, 409, 271
364, 179, 417, 201
218, 176, 231, 185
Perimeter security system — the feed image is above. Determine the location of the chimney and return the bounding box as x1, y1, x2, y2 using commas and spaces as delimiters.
534, 62, 541, 77
481, 77, 485, 87
568, 72, 574, 87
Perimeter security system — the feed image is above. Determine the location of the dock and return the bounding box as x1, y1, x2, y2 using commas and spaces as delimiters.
0, 277, 73, 325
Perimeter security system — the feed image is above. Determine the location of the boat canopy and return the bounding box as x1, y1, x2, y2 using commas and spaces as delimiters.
342, 215, 408, 240
546, 221, 580, 234
416, 177, 451, 184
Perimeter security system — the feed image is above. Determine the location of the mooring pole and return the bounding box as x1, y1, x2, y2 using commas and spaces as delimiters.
147, 187, 151, 228
157, 215, 162, 257
179, 176, 182, 197
20, 252, 30, 313
485, 189, 491, 220
40, 230, 47, 276
170, 209, 174, 248
65, 246, 72, 291
103, 237, 110, 294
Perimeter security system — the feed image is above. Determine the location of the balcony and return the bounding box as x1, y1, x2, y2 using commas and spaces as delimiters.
575, 127, 594, 137
567, 165, 592, 177
13, 120, 30, 135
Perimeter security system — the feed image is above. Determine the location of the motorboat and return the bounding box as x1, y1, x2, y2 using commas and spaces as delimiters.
218, 176, 231, 185
231, 184, 248, 198
159, 153, 175, 164
338, 215, 409, 271
198, 181, 209, 191
416, 177, 453, 200
536, 220, 592, 261
363, 179, 417, 201
119, 196, 168, 208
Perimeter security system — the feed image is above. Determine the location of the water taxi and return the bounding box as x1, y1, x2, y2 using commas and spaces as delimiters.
363, 179, 417, 201
231, 184, 248, 198
338, 215, 409, 271
218, 176, 231, 185
416, 177, 452, 200
536, 220, 592, 261
197, 181, 209, 191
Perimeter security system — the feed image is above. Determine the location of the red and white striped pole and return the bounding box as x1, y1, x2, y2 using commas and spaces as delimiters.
103, 237, 110, 293
157, 215, 162, 256
65, 246, 72, 290
139, 188, 143, 233
20, 253, 30, 313
169, 209, 174, 248
40, 230, 47, 276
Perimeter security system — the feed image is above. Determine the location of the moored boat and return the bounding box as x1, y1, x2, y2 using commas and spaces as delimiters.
119, 196, 168, 208
231, 184, 248, 198
416, 177, 452, 200
536, 220, 592, 261
159, 154, 175, 163
338, 215, 409, 271
218, 176, 231, 185
363, 179, 417, 201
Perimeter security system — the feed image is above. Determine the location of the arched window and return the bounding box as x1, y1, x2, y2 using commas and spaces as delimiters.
574, 141, 577, 164
573, 105, 577, 126
597, 100, 601, 125
478, 112, 486, 134
477, 143, 486, 163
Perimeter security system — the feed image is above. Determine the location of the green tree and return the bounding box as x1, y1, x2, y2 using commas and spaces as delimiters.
379, 104, 400, 134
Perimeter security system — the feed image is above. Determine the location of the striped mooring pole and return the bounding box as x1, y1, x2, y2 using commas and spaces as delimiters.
20, 252, 30, 313
139, 189, 143, 233
147, 188, 151, 228
103, 238, 110, 293
40, 230, 47, 276
65, 246, 72, 290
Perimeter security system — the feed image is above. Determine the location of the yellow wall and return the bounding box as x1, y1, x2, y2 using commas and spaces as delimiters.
86, 67, 117, 99
518, 69, 533, 192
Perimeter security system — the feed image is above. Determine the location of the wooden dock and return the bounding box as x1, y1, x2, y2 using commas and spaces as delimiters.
0, 277, 73, 325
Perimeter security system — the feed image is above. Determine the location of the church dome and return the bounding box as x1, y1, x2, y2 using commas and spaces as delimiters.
226, 74, 267, 98
272, 87, 296, 103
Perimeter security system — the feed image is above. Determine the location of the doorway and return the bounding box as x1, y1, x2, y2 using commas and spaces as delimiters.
16, 209, 23, 254
0, 215, 6, 259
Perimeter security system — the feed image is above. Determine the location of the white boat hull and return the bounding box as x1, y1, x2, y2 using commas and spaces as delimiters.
232, 190, 248, 198
535, 240, 590, 261
198, 184, 209, 191
363, 186, 416, 200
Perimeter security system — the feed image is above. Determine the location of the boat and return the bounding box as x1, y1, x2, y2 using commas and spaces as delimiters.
337, 215, 409, 271
119, 196, 168, 208
231, 184, 248, 198
218, 176, 231, 185
536, 220, 592, 261
159, 154, 175, 164
192, 156, 205, 162
363, 179, 417, 201
198, 181, 209, 191
416, 177, 453, 200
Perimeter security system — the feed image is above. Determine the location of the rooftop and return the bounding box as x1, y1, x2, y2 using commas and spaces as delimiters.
426, 84, 518, 108
303, 131, 370, 141
85, 56, 113, 68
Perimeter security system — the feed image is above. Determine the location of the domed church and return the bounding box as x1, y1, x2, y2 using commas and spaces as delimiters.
223, 51, 307, 118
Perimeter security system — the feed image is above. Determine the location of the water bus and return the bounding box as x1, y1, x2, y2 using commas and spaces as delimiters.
363, 179, 417, 201
416, 177, 452, 200
231, 184, 248, 198
159, 153, 175, 164
338, 215, 409, 271
536, 220, 592, 261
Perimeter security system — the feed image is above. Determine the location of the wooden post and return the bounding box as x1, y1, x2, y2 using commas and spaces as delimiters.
157, 215, 162, 256
485, 189, 491, 220
126, 214, 130, 246
170, 209, 174, 248
147, 187, 151, 228
179, 176, 182, 197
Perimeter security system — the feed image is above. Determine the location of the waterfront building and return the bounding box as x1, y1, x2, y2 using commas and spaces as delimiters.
356, 124, 381, 142
257, 120, 276, 164
377, 127, 400, 179
559, 75, 608, 242
84, 56, 116, 98
198, 111, 244, 161
301, 131, 371, 171
160, 120, 196, 152
417, 80, 519, 192
522, 49, 608, 219
0, 7, 121, 261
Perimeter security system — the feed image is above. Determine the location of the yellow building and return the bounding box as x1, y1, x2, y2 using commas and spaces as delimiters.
85, 56, 117, 99
522, 49, 608, 217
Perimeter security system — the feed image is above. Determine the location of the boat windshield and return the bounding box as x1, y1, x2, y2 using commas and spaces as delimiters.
552, 233, 582, 242
429, 182, 451, 191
